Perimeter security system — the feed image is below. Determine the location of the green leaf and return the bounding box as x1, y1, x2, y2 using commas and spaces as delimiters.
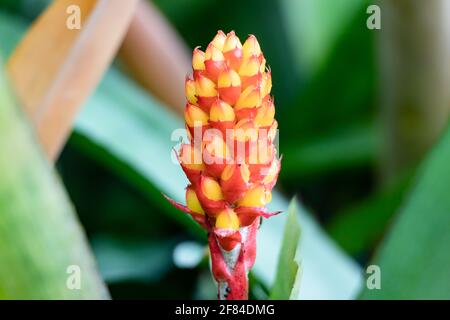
360, 126, 450, 299
0, 67, 108, 299
0, 11, 27, 58
278, 5, 376, 151
270, 199, 301, 299
281, 124, 377, 179
91, 235, 174, 283
0, 0, 48, 21
289, 261, 303, 300
328, 174, 412, 254
281, 0, 367, 75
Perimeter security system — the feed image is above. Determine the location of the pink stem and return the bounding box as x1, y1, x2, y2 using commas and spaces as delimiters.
208, 218, 260, 300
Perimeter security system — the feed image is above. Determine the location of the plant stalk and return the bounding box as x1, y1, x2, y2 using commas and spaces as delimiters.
378, 0, 450, 183
209, 220, 260, 300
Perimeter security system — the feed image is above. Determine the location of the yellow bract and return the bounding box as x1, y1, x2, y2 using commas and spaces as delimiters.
205, 44, 225, 61
203, 177, 224, 201
221, 164, 235, 181
263, 161, 279, 185
221, 163, 250, 183
204, 134, 231, 159
242, 35, 261, 59
210, 30, 226, 51
235, 86, 261, 110
192, 48, 205, 70
237, 185, 272, 207
234, 119, 258, 142
180, 144, 204, 170
261, 72, 272, 97
195, 74, 217, 97
255, 100, 275, 127
185, 78, 197, 105
239, 56, 260, 77
186, 188, 204, 215
218, 69, 241, 88
223, 31, 242, 52
185, 104, 209, 127
240, 163, 251, 183
210, 100, 235, 122
215, 209, 240, 230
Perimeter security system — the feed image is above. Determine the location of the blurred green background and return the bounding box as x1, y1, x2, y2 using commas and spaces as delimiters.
1, 0, 450, 299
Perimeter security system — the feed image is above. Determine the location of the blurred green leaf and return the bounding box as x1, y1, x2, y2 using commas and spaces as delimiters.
289, 261, 303, 300
281, 124, 377, 179
194, 269, 217, 300
91, 235, 174, 283
361, 126, 450, 299
0, 66, 107, 299
0, 11, 27, 57
0, 0, 48, 20
281, 0, 367, 75
328, 174, 412, 255
278, 6, 376, 149
270, 199, 301, 300
59, 145, 182, 239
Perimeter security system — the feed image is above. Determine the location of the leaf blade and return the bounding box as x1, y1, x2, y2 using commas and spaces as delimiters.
0, 66, 108, 299
360, 126, 450, 299
270, 199, 301, 300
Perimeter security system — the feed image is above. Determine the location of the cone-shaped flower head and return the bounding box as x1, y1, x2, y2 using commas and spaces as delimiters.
166, 31, 281, 300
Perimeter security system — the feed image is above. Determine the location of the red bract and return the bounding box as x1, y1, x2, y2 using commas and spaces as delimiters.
165, 31, 281, 300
